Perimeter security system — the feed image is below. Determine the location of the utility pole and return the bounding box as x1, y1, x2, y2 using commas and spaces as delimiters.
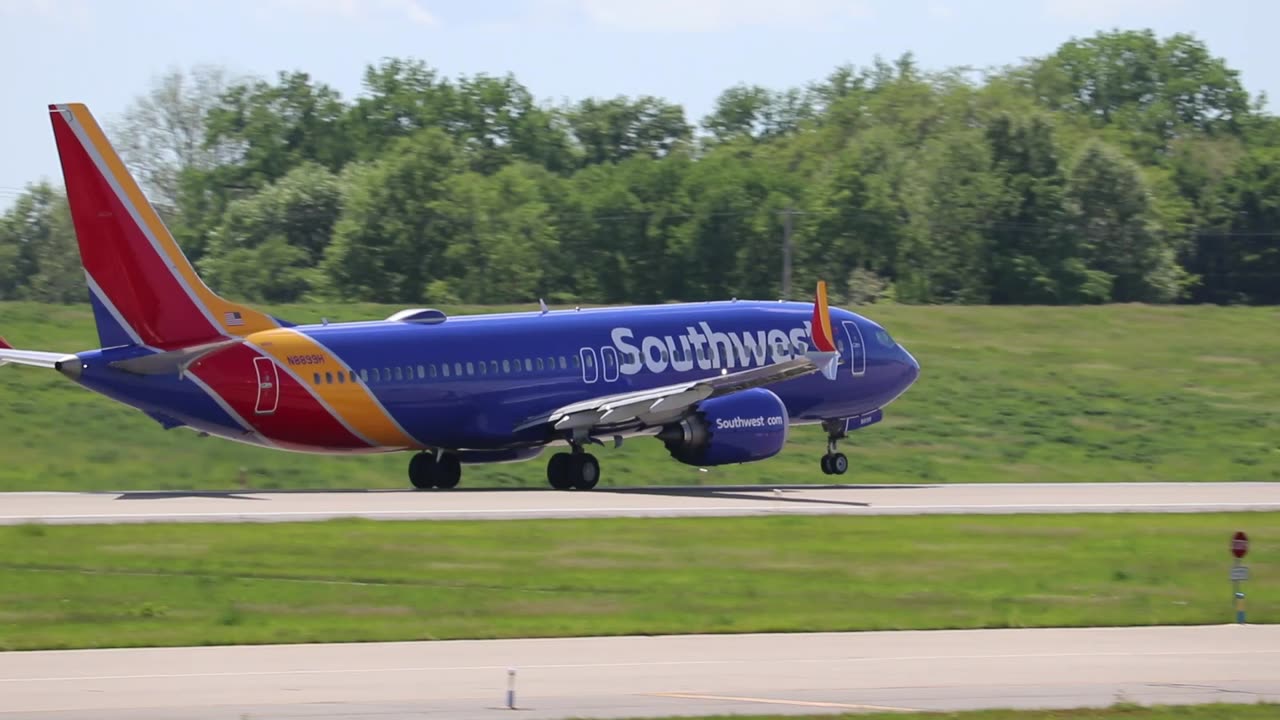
781, 206, 794, 300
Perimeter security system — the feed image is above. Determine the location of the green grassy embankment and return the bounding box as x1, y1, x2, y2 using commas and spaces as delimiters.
0, 513, 1274, 650
0, 302, 1276, 491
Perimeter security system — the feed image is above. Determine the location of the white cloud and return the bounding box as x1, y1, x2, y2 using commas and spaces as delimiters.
926, 1, 953, 20
0, 0, 92, 26
1043, 0, 1186, 22
574, 0, 873, 32
267, 0, 438, 26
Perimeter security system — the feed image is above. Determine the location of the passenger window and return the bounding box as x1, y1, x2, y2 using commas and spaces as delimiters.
417, 365, 425, 379
325, 371, 333, 384
360, 369, 369, 382
536, 358, 544, 371
338, 371, 345, 384
503, 359, 511, 373
392, 367, 401, 381
428, 364, 437, 378
442, 364, 451, 378
572, 355, 580, 368
466, 362, 474, 376
478, 362, 487, 376
584, 354, 594, 368
372, 368, 381, 382
313, 372, 321, 385
558, 356, 567, 370
490, 360, 499, 374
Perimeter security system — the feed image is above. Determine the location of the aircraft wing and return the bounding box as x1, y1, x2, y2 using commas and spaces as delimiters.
515, 350, 839, 434
516, 281, 843, 436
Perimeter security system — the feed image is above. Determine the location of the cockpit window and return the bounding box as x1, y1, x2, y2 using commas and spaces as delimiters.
874, 329, 896, 348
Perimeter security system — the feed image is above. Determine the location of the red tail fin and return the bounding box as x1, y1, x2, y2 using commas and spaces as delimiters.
49, 103, 278, 350
0, 336, 11, 350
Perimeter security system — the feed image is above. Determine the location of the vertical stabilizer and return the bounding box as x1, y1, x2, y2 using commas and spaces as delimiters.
49, 103, 279, 350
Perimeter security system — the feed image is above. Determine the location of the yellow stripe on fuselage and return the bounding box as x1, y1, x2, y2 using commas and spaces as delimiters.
248, 328, 421, 449
64, 103, 278, 337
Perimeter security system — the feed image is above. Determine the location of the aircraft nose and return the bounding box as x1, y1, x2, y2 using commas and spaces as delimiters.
899, 344, 920, 387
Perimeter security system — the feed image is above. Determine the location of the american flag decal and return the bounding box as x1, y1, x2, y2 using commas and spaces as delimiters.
224, 311, 244, 327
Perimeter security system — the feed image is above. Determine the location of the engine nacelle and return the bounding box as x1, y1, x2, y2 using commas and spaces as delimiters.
658, 388, 790, 467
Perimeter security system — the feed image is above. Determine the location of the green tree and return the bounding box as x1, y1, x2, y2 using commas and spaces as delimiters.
198, 162, 343, 301
565, 96, 692, 166
1064, 141, 1187, 302
111, 65, 238, 210
321, 129, 463, 302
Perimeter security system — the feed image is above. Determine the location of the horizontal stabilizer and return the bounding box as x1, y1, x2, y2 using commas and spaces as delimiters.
108, 338, 243, 376
0, 336, 10, 349
0, 346, 75, 369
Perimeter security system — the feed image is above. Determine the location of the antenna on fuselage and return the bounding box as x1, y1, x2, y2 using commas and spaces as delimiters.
538, 298, 549, 315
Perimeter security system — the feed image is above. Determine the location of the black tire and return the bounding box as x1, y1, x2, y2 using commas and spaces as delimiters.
570, 453, 600, 490
434, 453, 462, 489
547, 452, 573, 490
830, 452, 849, 475
408, 453, 434, 490
820, 454, 833, 475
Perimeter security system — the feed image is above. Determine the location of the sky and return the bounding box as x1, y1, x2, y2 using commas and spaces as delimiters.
0, 0, 1275, 206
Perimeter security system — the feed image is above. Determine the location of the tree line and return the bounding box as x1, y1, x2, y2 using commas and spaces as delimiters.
2, 29, 1277, 307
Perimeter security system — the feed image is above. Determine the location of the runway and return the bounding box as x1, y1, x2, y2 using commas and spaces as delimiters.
2, 482, 1279, 525
2, 625, 1276, 719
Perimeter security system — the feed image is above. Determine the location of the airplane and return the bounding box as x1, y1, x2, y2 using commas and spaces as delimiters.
0, 103, 920, 491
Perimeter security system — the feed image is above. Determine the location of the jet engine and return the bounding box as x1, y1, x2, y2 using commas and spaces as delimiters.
658, 388, 789, 467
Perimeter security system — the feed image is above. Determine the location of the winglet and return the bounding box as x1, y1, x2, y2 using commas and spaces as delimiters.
0, 336, 10, 350
805, 351, 840, 381
810, 281, 837, 353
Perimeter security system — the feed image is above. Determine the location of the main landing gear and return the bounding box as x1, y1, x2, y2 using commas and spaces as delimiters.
546, 448, 600, 490
820, 420, 849, 476
408, 451, 461, 490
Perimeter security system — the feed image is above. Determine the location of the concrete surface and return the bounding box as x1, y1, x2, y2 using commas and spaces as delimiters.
2, 625, 1277, 719
2, 482, 1278, 525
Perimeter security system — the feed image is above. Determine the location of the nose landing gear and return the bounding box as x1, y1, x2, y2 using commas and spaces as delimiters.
820, 419, 849, 476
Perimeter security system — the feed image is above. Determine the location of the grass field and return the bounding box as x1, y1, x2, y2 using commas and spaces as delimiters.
606, 706, 1279, 720
0, 512, 1274, 650
0, 301, 1277, 491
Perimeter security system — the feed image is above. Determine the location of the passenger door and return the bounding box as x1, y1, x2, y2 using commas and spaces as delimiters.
842, 321, 866, 377
253, 356, 279, 415
579, 347, 599, 384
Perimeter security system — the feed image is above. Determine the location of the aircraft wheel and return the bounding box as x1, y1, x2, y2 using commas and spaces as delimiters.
434, 453, 462, 489
408, 452, 435, 490
570, 453, 600, 490
820, 454, 833, 475
547, 452, 573, 490
829, 452, 849, 476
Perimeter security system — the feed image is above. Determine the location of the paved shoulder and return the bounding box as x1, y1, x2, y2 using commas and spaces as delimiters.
2, 626, 1277, 719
